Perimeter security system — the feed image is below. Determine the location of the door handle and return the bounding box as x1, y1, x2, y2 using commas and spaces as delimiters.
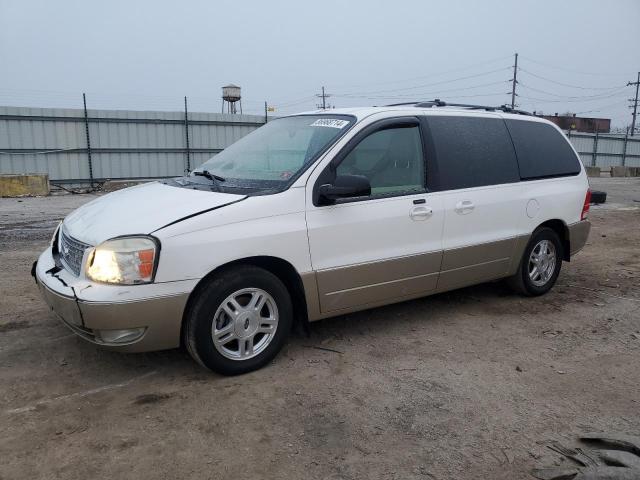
410, 205, 433, 221
455, 200, 475, 215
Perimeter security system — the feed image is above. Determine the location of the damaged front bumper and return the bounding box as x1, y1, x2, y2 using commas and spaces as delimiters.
33, 246, 196, 352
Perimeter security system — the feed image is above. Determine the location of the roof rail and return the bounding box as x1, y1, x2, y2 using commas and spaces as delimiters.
385, 99, 532, 116
384, 101, 430, 107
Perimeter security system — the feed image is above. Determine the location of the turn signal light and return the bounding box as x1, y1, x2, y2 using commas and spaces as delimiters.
137, 249, 155, 277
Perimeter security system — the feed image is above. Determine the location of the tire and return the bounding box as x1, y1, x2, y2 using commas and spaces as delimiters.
184, 265, 293, 375
590, 190, 607, 204
507, 227, 563, 296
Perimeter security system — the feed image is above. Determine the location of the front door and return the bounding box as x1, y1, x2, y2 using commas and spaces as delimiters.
305, 117, 444, 314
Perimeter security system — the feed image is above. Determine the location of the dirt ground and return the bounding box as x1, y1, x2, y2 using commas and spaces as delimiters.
1, 177, 639, 480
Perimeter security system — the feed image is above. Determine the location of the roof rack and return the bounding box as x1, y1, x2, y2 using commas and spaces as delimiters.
385, 99, 532, 116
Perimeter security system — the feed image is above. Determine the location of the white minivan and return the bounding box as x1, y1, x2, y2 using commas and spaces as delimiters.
34, 101, 591, 375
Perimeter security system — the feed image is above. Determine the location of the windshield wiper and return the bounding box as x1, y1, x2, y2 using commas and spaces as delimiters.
193, 170, 226, 183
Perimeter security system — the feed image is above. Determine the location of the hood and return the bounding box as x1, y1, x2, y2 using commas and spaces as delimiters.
63, 182, 245, 245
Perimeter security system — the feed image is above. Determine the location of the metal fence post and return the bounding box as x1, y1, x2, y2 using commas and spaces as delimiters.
592, 130, 599, 167
82, 93, 94, 187
184, 96, 191, 172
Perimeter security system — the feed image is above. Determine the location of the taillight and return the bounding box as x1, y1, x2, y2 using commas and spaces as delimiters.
581, 189, 591, 220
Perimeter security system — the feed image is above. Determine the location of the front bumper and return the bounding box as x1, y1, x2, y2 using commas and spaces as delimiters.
34, 247, 196, 352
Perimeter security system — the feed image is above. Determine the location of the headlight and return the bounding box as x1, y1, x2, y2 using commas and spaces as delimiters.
86, 236, 159, 285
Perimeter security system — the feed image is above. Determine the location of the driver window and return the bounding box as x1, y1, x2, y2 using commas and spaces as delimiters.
336, 125, 425, 196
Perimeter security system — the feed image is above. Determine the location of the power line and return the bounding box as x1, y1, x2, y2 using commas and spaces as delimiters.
329, 54, 514, 90
0, 56, 634, 125
334, 66, 512, 97
273, 95, 316, 108
518, 68, 626, 90
518, 83, 628, 100
333, 80, 510, 99
344, 92, 509, 101
519, 91, 630, 104
574, 101, 631, 115
519, 55, 634, 78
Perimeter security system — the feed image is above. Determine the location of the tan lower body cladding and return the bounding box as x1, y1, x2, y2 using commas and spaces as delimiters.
316, 251, 442, 314
438, 237, 525, 290
306, 236, 529, 320
568, 220, 590, 255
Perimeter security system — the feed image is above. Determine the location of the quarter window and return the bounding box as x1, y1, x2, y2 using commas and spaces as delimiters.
336, 125, 425, 196
505, 119, 581, 180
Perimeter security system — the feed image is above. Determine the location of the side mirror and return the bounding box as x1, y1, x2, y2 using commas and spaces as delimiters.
318, 174, 371, 204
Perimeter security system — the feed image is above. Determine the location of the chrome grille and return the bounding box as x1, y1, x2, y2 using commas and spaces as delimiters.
59, 228, 90, 277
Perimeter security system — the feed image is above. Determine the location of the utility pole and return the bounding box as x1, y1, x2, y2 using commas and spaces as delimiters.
510, 52, 518, 109
184, 96, 190, 172
316, 86, 331, 109
628, 72, 640, 136
82, 93, 94, 187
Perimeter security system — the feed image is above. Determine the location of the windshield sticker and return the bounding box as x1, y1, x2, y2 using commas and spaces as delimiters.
310, 119, 350, 129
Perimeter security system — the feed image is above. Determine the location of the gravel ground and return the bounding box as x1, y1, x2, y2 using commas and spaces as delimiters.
0, 178, 639, 480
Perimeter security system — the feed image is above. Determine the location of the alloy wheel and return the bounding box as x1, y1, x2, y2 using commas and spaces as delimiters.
211, 288, 279, 361
528, 239, 557, 287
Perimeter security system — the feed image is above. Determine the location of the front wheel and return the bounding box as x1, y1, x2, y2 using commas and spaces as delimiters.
507, 227, 563, 296
184, 266, 293, 375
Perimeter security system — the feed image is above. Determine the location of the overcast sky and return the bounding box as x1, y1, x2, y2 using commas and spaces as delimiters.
1, 0, 638, 127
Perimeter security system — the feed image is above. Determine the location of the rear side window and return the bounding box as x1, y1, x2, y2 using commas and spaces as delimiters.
426, 116, 520, 190
505, 119, 581, 180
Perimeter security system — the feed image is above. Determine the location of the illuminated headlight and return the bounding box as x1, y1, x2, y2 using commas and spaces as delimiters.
86, 236, 159, 285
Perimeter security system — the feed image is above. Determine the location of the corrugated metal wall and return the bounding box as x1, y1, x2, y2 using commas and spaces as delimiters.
0, 106, 265, 183
566, 132, 640, 168
2, 106, 639, 183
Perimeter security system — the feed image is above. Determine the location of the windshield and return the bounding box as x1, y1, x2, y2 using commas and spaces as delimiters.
195, 115, 354, 189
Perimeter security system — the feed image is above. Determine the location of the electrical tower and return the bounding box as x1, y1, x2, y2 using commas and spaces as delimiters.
628, 72, 640, 136
316, 86, 332, 109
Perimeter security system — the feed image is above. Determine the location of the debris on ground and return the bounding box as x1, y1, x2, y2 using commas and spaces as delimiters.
532, 433, 640, 479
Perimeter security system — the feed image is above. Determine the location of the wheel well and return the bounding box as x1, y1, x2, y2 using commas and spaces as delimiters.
538, 219, 571, 261
180, 256, 309, 345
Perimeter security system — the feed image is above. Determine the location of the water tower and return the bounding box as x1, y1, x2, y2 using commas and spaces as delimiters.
222, 84, 242, 114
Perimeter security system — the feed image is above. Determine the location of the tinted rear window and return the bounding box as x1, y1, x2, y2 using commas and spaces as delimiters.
426, 116, 520, 190
505, 119, 581, 180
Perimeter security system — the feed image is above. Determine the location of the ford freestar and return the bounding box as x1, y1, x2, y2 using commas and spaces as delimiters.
34, 101, 591, 375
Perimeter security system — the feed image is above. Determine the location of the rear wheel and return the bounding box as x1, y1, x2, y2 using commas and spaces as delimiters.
184, 266, 293, 375
508, 227, 563, 296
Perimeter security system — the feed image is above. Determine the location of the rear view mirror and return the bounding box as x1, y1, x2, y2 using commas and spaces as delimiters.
318, 174, 371, 204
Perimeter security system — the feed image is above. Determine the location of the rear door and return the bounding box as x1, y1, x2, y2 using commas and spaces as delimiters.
423, 114, 525, 290
305, 117, 445, 315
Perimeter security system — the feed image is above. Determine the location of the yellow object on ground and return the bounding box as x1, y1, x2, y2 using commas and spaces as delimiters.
0, 174, 50, 197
